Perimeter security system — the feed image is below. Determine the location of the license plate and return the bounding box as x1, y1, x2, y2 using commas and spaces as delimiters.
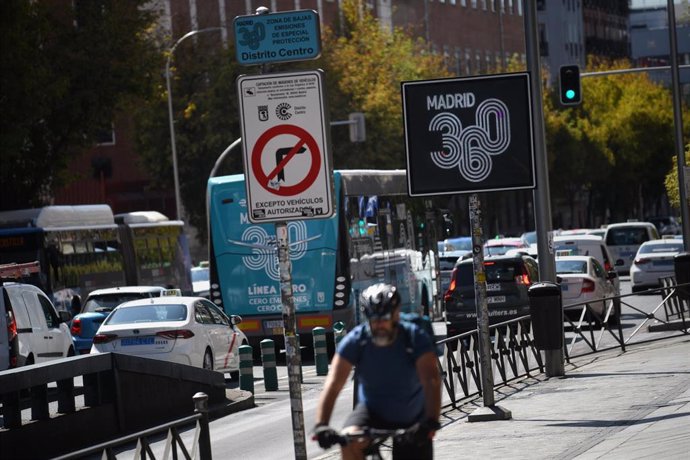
121, 337, 155, 346
263, 320, 284, 330
561, 284, 569, 291
487, 296, 506, 304
652, 260, 672, 266
486, 283, 501, 292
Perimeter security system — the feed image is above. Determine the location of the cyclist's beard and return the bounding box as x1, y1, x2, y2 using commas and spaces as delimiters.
371, 322, 398, 347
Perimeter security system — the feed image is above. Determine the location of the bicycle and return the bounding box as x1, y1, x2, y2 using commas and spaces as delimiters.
315, 426, 432, 460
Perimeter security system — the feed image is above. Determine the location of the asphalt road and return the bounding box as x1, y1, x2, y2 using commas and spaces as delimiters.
98, 278, 678, 459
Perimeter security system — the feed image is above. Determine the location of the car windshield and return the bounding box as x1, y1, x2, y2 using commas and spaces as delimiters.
606, 228, 649, 245
83, 294, 151, 313
639, 243, 683, 254
192, 268, 209, 283
556, 260, 587, 274
522, 231, 537, 245
455, 261, 520, 285
105, 304, 188, 325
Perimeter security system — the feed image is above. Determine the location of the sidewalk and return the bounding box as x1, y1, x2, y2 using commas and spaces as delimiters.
433, 334, 690, 459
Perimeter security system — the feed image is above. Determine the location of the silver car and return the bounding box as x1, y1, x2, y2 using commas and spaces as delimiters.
629, 240, 684, 292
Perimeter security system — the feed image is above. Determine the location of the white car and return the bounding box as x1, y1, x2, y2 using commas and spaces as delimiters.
1, 282, 74, 369
630, 239, 685, 292
553, 234, 620, 298
91, 296, 247, 375
556, 256, 617, 322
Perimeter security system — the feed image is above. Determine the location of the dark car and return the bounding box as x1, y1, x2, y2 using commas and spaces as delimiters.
444, 254, 539, 338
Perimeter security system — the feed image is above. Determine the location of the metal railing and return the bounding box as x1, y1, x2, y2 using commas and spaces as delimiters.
54, 393, 212, 460
437, 280, 690, 408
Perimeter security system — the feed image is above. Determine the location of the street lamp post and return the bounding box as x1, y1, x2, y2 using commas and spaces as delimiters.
166, 27, 223, 221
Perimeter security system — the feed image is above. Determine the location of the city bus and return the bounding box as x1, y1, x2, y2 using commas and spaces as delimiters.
0, 205, 192, 310
207, 169, 443, 348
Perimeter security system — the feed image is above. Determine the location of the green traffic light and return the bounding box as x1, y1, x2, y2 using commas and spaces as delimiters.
566, 89, 576, 100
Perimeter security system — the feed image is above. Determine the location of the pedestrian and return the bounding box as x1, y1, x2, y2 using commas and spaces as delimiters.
312, 283, 441, 460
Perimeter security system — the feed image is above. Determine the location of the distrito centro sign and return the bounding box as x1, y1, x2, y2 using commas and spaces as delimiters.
402, 72, 536, 196
233, 9, 321, 65
237, 70, 334, 223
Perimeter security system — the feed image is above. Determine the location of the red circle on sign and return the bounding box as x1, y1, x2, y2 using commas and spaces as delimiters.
251, 124, 321, 197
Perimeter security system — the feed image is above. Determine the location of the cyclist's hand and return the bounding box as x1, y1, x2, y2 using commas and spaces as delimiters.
405, 419, 441, 445
312, 424, 340, 449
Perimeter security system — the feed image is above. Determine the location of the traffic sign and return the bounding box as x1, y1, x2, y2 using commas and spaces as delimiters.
237, 70, 334, 223
402, 72, 536, 196
233, 10, 321, 66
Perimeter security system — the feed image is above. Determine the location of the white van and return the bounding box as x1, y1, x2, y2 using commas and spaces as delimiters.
604, 222, 660, 275
553, 234, 620, 296
1, 282, 75, 370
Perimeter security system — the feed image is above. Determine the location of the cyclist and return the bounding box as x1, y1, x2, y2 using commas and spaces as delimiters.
313, 283, 441, 459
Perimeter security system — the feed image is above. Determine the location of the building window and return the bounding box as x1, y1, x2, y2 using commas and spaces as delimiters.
96, 124, 116, 146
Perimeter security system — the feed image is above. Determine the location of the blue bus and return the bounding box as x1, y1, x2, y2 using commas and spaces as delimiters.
0, 205, 192, 310
207, 170, 443, 347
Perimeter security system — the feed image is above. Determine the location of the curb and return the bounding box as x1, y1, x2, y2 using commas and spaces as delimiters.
648, 318, 689, 332
209, 388, 255, 419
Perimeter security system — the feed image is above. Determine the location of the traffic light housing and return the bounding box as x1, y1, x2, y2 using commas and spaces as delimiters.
559, 65, 582, 106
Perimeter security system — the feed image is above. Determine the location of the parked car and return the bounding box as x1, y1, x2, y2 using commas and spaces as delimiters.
483, 237, 528, 256
556, 256, 617, 323
70, 286, 167, 354
91, 295, 248, 376
604, 222, 660, 275
444, 254, 539, 337
553, 234, 620, 298
1, 282, 74, 370
629, 239, 685, 292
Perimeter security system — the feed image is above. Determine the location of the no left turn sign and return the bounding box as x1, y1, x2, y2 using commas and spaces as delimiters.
251, 124, 320, 197
237, 70, 334, 223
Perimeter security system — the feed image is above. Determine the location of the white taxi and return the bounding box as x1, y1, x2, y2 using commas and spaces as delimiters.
90, 294, 247, 376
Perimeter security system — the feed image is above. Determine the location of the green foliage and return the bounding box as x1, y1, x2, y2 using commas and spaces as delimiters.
319, 0, 451, 169
543, 57, 687, 224
0, 0, 161, 210
665, 144, 690, 209
133, 39, 244, 238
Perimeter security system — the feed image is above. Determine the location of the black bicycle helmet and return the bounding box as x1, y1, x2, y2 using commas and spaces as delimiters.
360, 283, 401, 319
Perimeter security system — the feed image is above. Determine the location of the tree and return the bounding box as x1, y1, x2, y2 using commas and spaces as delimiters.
133, 0, 450, 242
0, 0, 162, 211
134, 38, 245, 238
319, 0, 451, 169
665, 144, 690, 209
543, 57, 687, 224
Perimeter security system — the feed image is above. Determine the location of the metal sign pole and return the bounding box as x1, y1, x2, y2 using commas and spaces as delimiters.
276, 221, 307, 460
523, 0, 563, 377
467, 194, 511, 422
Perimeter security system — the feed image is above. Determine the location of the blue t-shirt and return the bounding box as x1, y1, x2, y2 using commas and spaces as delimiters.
337, 322, 434, 425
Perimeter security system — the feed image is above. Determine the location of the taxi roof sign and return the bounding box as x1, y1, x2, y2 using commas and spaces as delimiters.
233, 9, 321, 66
160, 289, 182, 297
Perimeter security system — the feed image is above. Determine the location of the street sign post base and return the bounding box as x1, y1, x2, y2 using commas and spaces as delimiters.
467, 405, 512, 423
